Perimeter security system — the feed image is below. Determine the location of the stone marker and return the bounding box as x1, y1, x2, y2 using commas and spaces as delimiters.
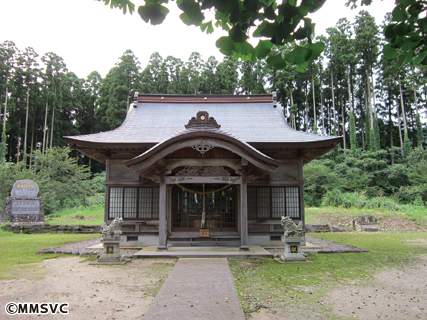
1, 180, 45, 223
11, 180, 39, 198
97, 217, 125, 263
280, 216, 306, 262
356, 214, 381, 231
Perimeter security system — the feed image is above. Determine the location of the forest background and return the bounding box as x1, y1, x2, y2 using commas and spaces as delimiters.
0, 9, 426, 216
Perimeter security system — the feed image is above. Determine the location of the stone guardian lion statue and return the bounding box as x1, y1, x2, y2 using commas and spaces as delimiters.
281, 216, 304, 238
101, 217, 123, 239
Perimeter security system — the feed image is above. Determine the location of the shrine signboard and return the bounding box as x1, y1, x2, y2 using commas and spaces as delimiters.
11, 180, 39, 198
1, 180, 45, 223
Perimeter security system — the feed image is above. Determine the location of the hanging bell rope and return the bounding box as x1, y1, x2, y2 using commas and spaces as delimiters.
176, 184, 232, 195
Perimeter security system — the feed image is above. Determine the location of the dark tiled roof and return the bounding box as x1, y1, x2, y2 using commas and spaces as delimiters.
65, 97, 341, 146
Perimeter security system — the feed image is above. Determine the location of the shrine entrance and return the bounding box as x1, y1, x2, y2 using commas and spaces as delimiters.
171, 184, 238, 232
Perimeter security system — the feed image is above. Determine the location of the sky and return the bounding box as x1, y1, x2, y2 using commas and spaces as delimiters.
0, 0, 396, 79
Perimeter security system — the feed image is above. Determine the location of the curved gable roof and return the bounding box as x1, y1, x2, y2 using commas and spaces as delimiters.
125, 127, 281, 175
64, 94, 341, 147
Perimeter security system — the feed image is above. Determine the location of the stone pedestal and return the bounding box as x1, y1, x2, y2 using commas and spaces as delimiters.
280, 236, 306, 262
98, 238, 122, 263
1, 197, 45, 223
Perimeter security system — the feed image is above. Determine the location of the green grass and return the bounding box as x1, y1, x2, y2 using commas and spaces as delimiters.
305, 206, 427, 229
0, 230, 99, 279
229, 232, 427, 317
46, 204, 104, 225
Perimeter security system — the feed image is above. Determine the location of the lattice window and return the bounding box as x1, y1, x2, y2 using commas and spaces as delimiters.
272, 187, 285, 218
286, 187, 300, 218
108, 187, 159, 220
139, 187, 159, 219
247, 186, 301, 219
109, 187, 123, 219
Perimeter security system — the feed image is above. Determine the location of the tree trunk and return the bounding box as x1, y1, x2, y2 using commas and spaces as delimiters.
24, 87, 30, 163
366, 68, 373, 129
412, 67, 419, 115
341, 94, 346, 149
50, 88, 56, 150
347, 66, 353, 114
43, 100, 48, 154
321, 88, 325, 135
2, 78, 8, 130
312, 74, 316, 129
388, 88, 393, 148
397, 102, 404, 156
30, 113, 35, 170
398, 79, 408, 134
331, 69, 336, 134
304, 80, 309, 132
370, 68, 377, 117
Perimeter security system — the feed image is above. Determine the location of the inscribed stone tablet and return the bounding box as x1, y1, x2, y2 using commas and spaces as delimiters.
11, 180, 39, 198
11, 200, 40, 215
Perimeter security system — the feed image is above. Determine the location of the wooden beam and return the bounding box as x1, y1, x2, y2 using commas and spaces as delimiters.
165, 158, 242, 172
165, 176, 242, 184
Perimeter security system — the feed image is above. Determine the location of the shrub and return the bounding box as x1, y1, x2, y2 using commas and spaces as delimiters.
0, 147, 96, 215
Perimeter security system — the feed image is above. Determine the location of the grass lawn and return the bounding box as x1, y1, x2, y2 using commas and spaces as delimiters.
0, 229, 99, 279
46, 204, 104, 225
229, 232, 427, 316
306, 206, 427, 230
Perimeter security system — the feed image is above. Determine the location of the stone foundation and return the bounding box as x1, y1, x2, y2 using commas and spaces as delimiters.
1, 197, 45, 223
1, 223, 101, 234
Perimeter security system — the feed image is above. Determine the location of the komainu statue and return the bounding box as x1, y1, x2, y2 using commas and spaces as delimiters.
281, 216, 304, 238
101, 217, 123, 239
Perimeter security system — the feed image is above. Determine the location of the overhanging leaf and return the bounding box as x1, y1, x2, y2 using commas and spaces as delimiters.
201, 21, 214, 34
234, 41, 254, 56
393, 22, 411, 36
267, 54, 287, 69
216, 36, 235, 55
285, 46, 312, 65
383, 43, 399, 59
230, 25, 248, 43
138, 4, 169, 25
392, 6, 408, 22
307, 41, 325, 62
254, 40, 274, 58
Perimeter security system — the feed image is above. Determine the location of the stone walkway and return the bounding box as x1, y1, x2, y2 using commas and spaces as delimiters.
142, 258, 245, 320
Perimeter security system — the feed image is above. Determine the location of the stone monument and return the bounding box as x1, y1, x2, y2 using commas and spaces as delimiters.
97, 217, 124, 263
1, 180, 45, 223
280, 216, 306, 262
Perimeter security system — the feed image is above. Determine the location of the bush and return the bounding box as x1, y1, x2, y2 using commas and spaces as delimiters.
0, 147, 98, 215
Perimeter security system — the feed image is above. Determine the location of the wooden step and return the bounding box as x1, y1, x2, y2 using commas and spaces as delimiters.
167, 237, 241, 247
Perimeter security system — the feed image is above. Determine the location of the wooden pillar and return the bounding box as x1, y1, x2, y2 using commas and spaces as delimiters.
104, 159, 110, 222
299, 157, 306, 246
240, 172, 249, 251
157, 173, 168, 251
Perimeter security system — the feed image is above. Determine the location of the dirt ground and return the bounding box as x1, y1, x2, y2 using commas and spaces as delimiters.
249, 255, 427, 320
0, 257, 176, 320
1, 255, 426, 319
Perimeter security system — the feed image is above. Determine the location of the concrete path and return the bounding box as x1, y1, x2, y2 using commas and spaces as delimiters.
133, 245, 273, 259
142, 258, 245, 320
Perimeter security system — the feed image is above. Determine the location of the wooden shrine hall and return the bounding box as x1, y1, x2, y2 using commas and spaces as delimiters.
64, 93, 341, 250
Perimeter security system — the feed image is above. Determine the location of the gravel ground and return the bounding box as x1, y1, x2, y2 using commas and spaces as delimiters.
36, 234, 368, 258
36, 237, 142, 258
265, 234, 369, 257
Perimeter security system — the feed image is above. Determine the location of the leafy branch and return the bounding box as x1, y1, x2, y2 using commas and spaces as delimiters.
98, 0, 327, 70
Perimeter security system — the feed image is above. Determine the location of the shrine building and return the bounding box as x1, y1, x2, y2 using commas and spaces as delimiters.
64, 93, 341, 251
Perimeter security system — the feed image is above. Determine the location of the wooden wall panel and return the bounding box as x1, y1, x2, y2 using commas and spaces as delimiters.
108, 160, 140, 181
